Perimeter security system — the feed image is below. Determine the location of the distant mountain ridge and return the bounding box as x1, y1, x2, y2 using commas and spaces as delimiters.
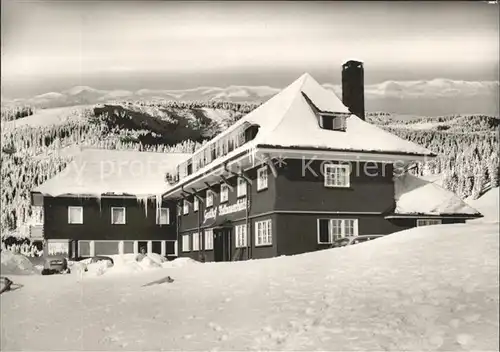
2, 79, 498, 116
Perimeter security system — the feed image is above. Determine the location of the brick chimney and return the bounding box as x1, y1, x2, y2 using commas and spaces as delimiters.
342, 60, 365, 120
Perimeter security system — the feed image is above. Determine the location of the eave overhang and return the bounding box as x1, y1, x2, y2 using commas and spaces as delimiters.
162, 145, 436, 199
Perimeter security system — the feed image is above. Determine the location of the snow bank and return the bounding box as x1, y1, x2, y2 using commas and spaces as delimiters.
0, 250, 37, 275
162, 257, 200, 268
394, 173, 480, 215
467, 187, 499, 223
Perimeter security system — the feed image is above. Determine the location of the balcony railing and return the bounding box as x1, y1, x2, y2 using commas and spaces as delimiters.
166, 122, 259, 185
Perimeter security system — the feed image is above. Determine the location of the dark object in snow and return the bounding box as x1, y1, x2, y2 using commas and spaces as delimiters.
42, 268, 71, 275
332, 235, 385, 248
0, 277, 13, 294
90, 256, 114, 266
43, 255, 69, 273
142, 276, 174, 287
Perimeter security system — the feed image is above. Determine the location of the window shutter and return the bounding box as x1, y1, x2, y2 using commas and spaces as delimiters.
318, 219, 330, 243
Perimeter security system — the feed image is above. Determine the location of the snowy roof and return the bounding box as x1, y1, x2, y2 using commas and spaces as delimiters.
197, 73, 434, 157
34, 149, 191, 198
394, 173, 481, 216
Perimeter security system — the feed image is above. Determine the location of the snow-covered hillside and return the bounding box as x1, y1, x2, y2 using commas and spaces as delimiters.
2, 223, 498, 351
1, 105, 91, 129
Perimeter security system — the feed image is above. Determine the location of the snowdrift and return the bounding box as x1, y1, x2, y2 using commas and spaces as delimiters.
1, 223, 498, 351
69, 254, 199, 277
0, 250, 37, 275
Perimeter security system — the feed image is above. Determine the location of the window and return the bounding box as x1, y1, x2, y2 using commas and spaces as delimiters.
183, 200, 189, 215
205, 229, 214, 250
321, 115, 347, 131
237, 177, 247, 197
324, 164, 350, 188
206, 191, 214, 207
255, 219, 272, 246
68, 206, 83, 224
235, 224, 247, 248
317, 218, 359, 243
78, 241, 91, 256
157, 207, 170, 225
182, 234, 190, 252
166, 241, 177, 256
257, 166, 268, 191
111, 207, 126, 224
123, 241, 135, 254
95, 241, 119, 255
192, 232, 200, 251
177, 205, 182, 216
417, 219, 442, 227
220, 183, 229, 203
193, 197, 199, 212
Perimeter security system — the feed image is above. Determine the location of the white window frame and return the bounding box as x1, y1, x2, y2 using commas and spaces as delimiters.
220, 183, 229, 203
257, 166, 268, 191
417, 219, 442, 227
183, 200, 189, 215
235, 224, 248, 248
206, 190, 214, 208
193, 197, 199, 212
204, 229, 214, 250
237, 177, 247, 198
317, 218, 359, 243
182, 234, 190, 252
68, 206, 83, 224
111, 207, 126, 225
255, 219, 272, 246
157, 207, 170, 225
192, 232, 200, 251
324, 163, 350, 188
78, 240, 93, 257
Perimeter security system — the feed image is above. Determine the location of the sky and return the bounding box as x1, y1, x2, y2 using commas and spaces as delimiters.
1, 1, 499, 98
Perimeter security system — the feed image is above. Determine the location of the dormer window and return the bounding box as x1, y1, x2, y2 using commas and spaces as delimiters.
320, 114, 347, 132
244, 125, 259, 142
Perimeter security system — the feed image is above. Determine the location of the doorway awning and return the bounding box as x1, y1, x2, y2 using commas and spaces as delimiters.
206, 218, 233, 230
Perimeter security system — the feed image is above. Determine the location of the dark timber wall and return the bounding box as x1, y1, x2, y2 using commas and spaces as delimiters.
43, 196, 177, 241
275, 159, 395, 213
177, 165, 277, 260
275, 213, 412, 256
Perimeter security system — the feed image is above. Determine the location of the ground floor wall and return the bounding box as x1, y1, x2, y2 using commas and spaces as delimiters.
178, 213, 278, 262
44, 238, 178, 259
275, 213, 412, 256
177, 211, 470, 261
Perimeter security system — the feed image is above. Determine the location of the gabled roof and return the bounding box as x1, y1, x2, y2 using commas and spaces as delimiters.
168, 73, 435, 193
393, 173, 481, 216
34, 148, 191, 198
196, 73, 434, 157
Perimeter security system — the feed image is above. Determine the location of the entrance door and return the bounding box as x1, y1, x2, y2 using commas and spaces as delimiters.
214, 228, 232, 262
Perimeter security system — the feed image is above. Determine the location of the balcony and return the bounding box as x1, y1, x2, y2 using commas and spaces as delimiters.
167, 122, 259, 185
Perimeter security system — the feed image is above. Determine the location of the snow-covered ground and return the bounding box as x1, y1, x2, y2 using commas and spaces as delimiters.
1, 222, 498, 351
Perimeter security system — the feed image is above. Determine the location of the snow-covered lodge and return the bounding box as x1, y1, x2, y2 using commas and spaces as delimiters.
31, 60, 481, 260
